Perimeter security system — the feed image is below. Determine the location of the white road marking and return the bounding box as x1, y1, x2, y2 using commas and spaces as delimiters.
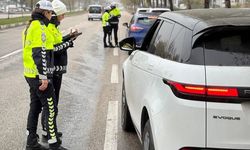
111, 64, 119, 83
103, 101, 118, 150
0, 49, 22, 61
113, 48, 118, 56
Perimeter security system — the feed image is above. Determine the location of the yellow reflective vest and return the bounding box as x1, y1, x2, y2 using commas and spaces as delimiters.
109, 8, 121, 24
102, 12, 110, 27
47, 23, 63, 45
22, 20, 54, 79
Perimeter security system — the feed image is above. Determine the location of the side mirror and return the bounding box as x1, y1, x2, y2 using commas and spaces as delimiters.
119, 37, 136, 51
122, 22, 129, 28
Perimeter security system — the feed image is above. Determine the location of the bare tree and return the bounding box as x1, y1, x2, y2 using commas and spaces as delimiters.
163, 0, 167, 7
204, 0, 209, 8
225, 0, 231, 8
168, 0, 173, 10
187, 0, 191, 9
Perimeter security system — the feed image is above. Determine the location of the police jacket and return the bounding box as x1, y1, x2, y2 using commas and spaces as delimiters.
109, 7, 121, 25
48, 16, 71, 74
23, 13, 72, 79
23, 12, 55, 79
102, 11, 110, 27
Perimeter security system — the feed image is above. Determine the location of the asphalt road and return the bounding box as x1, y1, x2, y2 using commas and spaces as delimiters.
0, 11, 141, 150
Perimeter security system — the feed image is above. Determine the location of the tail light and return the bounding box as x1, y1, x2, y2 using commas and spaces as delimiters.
130, 24, 144, 32
163, 79, 241, 103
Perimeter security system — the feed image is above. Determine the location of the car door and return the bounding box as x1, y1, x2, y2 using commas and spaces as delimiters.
125, 20, 163, 129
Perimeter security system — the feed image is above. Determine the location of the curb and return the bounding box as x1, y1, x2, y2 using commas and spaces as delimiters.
0, 21, 27, 30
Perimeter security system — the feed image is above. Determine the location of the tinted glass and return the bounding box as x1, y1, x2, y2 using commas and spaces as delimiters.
186, 43, 204, 65
89, 7, 102, 13
203, 28, 250, 66
151, 10, 167, 13
141, 19, 161, 51
139, 10, 148, 12
151, 21, 174, 58
137, 17, 157, 26
168, 24, 191, 62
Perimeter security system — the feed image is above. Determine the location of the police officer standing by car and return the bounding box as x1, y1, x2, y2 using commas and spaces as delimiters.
102, 6, 114, 48
109, 3, 121, 47
40, 0, 80, 143
23, 0, 70, 149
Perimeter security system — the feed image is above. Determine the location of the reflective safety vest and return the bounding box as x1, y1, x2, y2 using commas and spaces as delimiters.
47, 22, 68, 74
47, 23, 62, 45
102, 12, 110, 27
109, 8, 121, 24
23, 20, 54, 79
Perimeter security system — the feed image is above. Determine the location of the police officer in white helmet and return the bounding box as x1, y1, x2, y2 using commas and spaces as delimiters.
23, 0, 71, 149
40, 0, 80, 149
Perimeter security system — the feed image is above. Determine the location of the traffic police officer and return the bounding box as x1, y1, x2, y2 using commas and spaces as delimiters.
102, 6, 113, 48
41, 0, 78, 142
109, 3, 121, 47
23, 0, 70, 149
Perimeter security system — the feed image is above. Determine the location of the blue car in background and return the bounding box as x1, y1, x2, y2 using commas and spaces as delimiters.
123, 13, 158, 48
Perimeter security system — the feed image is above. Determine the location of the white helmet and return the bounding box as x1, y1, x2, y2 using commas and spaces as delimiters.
111, 2, 116, 7
35, 0, 53, 11
104, 6, 111, 11
52, 0, 68, 15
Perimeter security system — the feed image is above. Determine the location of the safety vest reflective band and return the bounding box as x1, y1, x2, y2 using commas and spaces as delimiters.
23, 20, 54, 78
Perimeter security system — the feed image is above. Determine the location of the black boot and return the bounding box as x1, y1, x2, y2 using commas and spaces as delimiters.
26, 133, 48, 150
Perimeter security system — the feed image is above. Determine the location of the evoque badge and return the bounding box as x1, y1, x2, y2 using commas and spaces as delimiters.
244, 90, 250, 95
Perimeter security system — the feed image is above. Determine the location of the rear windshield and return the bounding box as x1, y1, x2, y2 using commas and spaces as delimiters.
137, 16, 157, 26
203, 28, 250, 66
89, 7, 102, 13
138, 10, 148, 13
151, 10, 167, 13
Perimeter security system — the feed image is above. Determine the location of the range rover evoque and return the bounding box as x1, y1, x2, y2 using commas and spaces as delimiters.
119, 8, 250, 150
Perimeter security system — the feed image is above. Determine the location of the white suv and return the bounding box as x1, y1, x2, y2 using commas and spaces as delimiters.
120, 8, 250, 150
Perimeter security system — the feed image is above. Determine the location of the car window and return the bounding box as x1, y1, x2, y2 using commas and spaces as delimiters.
168, 24, 192, 62
203, 27, 250, 66
89, 7, 102, 13
186, 43, 204, 65
151, 10, 167, 13
137, 17, 157, 26
140, 19, 162, 51
149, 20, 174, 57
139, 10, 148, 13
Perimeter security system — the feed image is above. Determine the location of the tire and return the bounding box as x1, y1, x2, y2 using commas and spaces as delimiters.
121, 81, 134, 132
142, 120, 155, 150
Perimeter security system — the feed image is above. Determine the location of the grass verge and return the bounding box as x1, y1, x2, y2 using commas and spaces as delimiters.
0, 11, 85, 26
